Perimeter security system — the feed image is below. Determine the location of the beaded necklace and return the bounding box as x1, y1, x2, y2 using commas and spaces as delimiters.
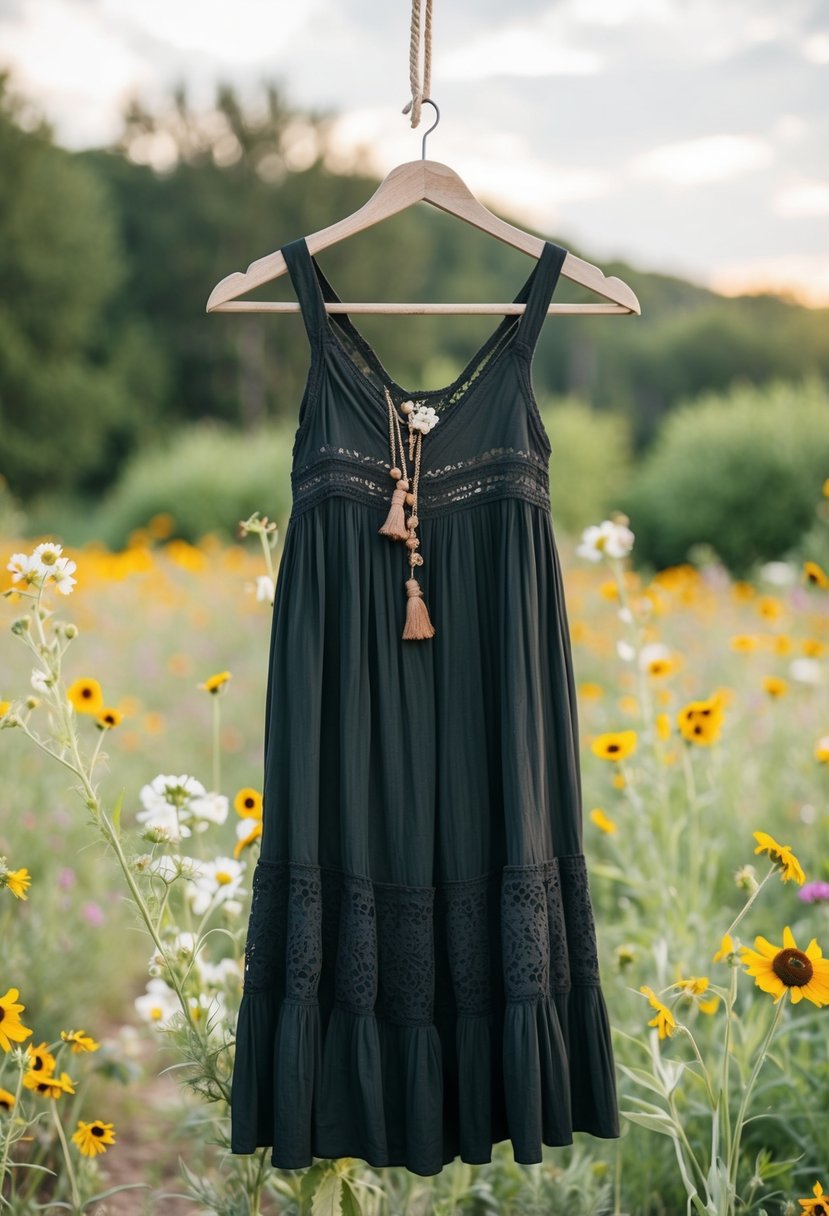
378, 386, 439, 640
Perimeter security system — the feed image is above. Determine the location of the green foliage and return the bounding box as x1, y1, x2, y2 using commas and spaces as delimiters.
93, 421, 296, 546
0, 73, 164, 500
540, 396, 633, 535
620, 378, 829, 574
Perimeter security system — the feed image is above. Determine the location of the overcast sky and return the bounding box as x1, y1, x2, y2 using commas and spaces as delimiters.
2, 0, 828, 303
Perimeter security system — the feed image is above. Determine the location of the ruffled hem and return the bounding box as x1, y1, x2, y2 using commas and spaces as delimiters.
231, 986, 617, 1174
231, 854, 619, 1174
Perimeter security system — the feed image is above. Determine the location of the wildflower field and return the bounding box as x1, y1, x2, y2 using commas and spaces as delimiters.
1, 498, 828, 1216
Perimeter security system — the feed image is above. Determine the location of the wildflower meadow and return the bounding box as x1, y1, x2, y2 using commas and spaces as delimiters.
1, 487, 828, 1215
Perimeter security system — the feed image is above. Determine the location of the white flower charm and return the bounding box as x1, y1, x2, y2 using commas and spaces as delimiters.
409, 403, 439, 434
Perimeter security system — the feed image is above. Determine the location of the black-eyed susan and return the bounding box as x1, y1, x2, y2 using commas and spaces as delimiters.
1, 865, 31, 899
95, 707, 123, 730
71, 1118, 116, 1157
26, 1041, 56, 1075
753, 830, 806, 884
756, 595, 783, 621
233, 788, 263, 819
591, 730, 637, 762
803, 638, 827, 658
66, 677, 104, 716
589, 808, 617, 835
23, 1069, 75, 1098
234, 820, 263, 859
803, 561, 829, 590
0, 1086, 15, 1112
676, 695, 724, 746
639, 985, 676, 1039
60, 1029, 100, 1053
0, 987, 33, 1052
674, 975, 709, 997
199, 671, 231, 695
646, 656, 679, 679
699, 995, 720, 1016
0, 699, 10, 718
741, 926, 829, 1006
761, 675, 789, 698
799, 1181, 829, 1215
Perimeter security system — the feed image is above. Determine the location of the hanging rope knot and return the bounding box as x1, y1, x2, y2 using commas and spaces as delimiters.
402, 0, 433, 129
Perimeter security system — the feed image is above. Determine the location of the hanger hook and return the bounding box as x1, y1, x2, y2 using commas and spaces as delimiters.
420, 99, 440, 160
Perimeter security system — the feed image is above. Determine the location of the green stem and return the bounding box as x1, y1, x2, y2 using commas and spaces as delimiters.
258, 530, 276, 585
719, 964, 738, 1170
49, 1098, 82, 1214
212, 696, 221, 795
0, 1059, 25, 1194
676, 1024, 717, 1107
727, 995, 786, 1185
723, 866, 775, 942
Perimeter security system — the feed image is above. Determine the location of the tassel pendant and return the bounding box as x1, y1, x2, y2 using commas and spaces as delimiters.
379, 473, 410, 541
403, 577, 436, 640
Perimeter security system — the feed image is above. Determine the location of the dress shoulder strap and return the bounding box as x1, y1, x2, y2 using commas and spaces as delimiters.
513, 241, 567, 355
282, 238, 328, 352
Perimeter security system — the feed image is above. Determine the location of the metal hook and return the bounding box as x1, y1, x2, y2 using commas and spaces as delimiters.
419, 99, 440, 159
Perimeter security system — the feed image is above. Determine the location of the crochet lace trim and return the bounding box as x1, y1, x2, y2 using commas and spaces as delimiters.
242, 857, 601, 1026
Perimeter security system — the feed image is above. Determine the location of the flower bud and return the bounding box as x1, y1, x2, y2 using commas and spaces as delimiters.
11, 616, 30, 635
734, 864, 759, 893
63, 623, 78, 639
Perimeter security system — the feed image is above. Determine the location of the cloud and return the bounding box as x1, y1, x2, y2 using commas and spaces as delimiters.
773, 179, 829, 217
629, 135, 774, 186
440, 20, 604, 81
710, 253, 829, 308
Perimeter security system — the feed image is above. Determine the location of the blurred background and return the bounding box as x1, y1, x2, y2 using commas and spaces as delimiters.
0, 0, 827, 571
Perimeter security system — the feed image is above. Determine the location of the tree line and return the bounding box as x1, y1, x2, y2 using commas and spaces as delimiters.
1, 71, 827, 505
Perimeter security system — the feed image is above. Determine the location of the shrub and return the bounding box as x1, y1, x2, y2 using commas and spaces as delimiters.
539, 396, 633, 536
620, 377, 829, 575
92, 421, 296, 548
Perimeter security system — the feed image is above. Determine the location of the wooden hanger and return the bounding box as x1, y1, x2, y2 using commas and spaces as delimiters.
206, 102, 641, 318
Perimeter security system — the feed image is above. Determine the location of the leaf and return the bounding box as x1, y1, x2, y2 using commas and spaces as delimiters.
620, 1109, 677, 1137
340, 1181, 363, 1216
111, 788, 125, 837
311, 1172, 342, 1216
617, 1063, 669, 1099
300, 1161, 330, 1212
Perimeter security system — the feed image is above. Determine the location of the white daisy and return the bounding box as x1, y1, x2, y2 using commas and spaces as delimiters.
134, 978, 180, 1028
49, 557, 77, 595
7, 552, 40, 587
789, 658, 822, 685
189, 792, 229, 829
31, 541, 66, 571
188, 857, 246, 916
255, 575, 275, 604
577, 520, 635, 562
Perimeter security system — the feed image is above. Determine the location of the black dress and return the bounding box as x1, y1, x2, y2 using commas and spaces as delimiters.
230, 236, 619, 1177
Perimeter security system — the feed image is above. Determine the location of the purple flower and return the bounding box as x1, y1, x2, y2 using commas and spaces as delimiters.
798, 880, 829, 904
57, 867, 76, 890
81, 900, 105, 926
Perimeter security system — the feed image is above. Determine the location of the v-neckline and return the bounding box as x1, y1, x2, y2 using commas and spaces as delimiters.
301, 237, 559, 431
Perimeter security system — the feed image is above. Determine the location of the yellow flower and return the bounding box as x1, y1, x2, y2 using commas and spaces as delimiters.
95, 707, 123, 730
677, 696, 724, 746
23, 1069, 75, 1098
71, 1118, 116, 1157
591, 730, 637, 762
655, 712, 671, 741
578, 681, 604, 699
799, 1180, 829, 1215
26, 1041, 56, 1075
0, 1086, 15, 1112
740, 926, 829, 1006
639, 985, 676, 1039
803, 561, 829, 589
617, 695, 639, 716
66, 678, 104, 716
2, 866, 31, 900
199, 671, 232, 695
599, 579, 619, 600
674, 975, 709, 996
590, 808, 617, 835
730, 635, 760, 653
0, 700, 10, 718
769, 634, 792, 656
762, 675, 788, 698
646, 656, 678, 679
60, 1029, 100, 1053
756, 595, 783, 620
699, 996, 720, 1015
753, 830, 806, 884
234, 788, 263, 819
234, 820, 263, 859
803, 638, 827, 658
0, 988, 33, 1052
612, 771, 626, 788
712, 934, 736, 963
815, 736, 829, 763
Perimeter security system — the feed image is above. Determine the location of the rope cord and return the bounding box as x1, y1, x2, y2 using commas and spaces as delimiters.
402, 0, 433, 129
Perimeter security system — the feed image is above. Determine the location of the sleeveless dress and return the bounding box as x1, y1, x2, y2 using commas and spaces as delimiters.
230, 235, 620, 1177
